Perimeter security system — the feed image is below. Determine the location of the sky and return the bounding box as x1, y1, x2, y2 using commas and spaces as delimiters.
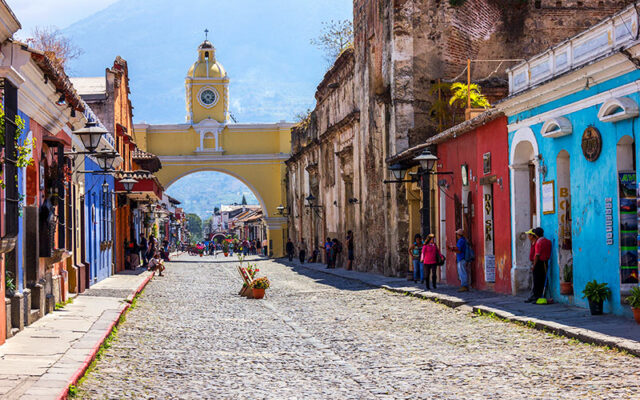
6, 0, 120, 38
6, 0, 353, 124
6, 0, 352, 212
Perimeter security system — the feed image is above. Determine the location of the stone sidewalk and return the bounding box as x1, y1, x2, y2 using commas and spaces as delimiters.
0, 268, 154, 400
283, 259, 640, 357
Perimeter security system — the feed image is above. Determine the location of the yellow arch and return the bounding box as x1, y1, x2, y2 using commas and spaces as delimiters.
134, 121, 292, 257
164, 167, 270, 217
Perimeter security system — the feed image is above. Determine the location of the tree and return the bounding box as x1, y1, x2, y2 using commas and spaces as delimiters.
26, 26, 83, 69
310, 19, 353, 62
186, 213, 203, 241
449, 82, 491, 110
241, 195, 247, 205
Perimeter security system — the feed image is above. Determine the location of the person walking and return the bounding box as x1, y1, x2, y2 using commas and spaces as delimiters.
448, 229, 469, 292
346, 230, 354, 270
139, 233, 148, 268
324, 237, 333, 268
298, 238, 307, 264
421, 234, 443, 290
286, 238, 295, 261
408, 234, 424, 283
525, 227, 552, 303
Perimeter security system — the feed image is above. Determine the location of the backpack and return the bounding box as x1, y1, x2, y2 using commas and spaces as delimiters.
464, 241, 475, 262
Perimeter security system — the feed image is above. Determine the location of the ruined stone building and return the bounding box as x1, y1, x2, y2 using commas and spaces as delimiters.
286, 0, 634, 276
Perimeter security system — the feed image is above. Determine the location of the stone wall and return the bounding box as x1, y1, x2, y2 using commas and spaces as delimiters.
287, 0, 634, 277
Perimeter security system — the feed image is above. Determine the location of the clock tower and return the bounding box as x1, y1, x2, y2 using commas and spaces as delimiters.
185, 34, 229, 124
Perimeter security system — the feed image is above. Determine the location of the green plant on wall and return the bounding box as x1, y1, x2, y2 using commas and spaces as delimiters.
449, 82, 491, 110
0, 103, 35, 190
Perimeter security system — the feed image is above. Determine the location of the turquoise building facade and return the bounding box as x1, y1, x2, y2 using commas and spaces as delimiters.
501, 5, 640, 316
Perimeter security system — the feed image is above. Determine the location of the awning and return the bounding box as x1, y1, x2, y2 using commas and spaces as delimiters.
114, 170, 163, 202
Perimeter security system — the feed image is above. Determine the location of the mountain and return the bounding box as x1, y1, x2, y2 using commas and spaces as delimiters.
165, 172, 258, 219
62, 0, 352, 124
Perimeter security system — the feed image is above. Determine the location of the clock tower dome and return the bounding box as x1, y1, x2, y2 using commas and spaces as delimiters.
185, 34, 229, 124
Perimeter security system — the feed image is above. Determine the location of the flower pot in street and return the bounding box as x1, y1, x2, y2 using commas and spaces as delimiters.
588, 299, 603, 315
633, 308, 640, 324
560, 282, 573, 295
224, 252, 228, 257
252, 288, 265, 299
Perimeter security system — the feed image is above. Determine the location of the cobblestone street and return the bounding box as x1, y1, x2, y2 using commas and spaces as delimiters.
77, 255, 640, 399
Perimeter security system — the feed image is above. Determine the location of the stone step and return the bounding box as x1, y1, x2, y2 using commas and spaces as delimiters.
28, 309, 40, 325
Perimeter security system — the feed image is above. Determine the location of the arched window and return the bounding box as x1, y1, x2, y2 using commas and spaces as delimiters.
540, 117, 572, 138
203, 132, 216, 149
598, 97, 639, 123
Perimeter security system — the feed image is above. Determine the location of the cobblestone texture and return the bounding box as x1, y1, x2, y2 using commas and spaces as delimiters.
77, 256, 640, 399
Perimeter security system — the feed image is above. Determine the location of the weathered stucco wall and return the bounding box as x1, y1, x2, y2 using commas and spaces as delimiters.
287, 0, 634, 277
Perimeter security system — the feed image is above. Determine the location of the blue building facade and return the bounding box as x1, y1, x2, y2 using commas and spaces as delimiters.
502, 5, 640, 316
84, 158, 115, 285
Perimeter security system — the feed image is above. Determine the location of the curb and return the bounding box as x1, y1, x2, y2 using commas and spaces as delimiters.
288, 261, 640, 357
56, 272, 155, 400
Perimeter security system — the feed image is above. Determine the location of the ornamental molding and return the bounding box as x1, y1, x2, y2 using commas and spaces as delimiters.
597, 96, 639, 123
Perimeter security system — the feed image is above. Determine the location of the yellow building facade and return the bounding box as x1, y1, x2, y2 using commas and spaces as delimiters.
134, 38, 292, 256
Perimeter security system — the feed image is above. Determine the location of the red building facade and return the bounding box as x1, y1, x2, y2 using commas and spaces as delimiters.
435, 112, 513, 294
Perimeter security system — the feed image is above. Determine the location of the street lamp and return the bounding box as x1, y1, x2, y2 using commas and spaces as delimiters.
414, 150, 438, 172
119, 177, 138, 193
94, 151, 118, 171
73, 121, 107, 153
389, 163, 408, 181
276, 204, 289, 216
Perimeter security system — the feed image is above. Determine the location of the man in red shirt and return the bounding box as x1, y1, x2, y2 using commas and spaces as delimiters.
525, 227, 552, 303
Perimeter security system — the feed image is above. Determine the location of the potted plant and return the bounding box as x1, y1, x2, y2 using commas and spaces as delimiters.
627, 286, 640, 324
251, 277, 270, 299
5, 270, 15, 298
560, 263, 573, 295
582, 280, 611, 315
223, 241, 229, 257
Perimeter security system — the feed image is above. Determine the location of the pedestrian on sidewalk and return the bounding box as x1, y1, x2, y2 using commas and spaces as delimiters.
286, 238, 295, 261
299, 238, 307, 264
324, 237, 334, 268
139, 233, 148, 268
421, 234, 443, 290
346, 230, 354, 270
525, 227, 552, 303
448, 229, 469, 292
332, 238, 343, 269
408, 234, 424, 283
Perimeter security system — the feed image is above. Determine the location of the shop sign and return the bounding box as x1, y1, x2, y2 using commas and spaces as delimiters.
484, 254, 496, 283
483, 153, 491, 175
581, 126, 602, 162
542, 181, 555, 215
604, 197, 613, 246
618, 171, 638, 290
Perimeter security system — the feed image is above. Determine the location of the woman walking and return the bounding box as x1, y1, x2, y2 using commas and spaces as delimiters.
421, 233, 442, 290
408, 234, 424, 283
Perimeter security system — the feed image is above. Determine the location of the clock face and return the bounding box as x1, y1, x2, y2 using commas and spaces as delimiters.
200, 89, 218, 105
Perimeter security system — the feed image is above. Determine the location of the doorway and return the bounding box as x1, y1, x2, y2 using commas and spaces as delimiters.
510, 128, 539, 294
556, 150, 573, 286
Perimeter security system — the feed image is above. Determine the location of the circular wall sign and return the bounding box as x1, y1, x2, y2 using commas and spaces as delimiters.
581, 126, 602, 162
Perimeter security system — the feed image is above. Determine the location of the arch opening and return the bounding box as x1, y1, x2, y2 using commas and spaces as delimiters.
165, 170, 266, 243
